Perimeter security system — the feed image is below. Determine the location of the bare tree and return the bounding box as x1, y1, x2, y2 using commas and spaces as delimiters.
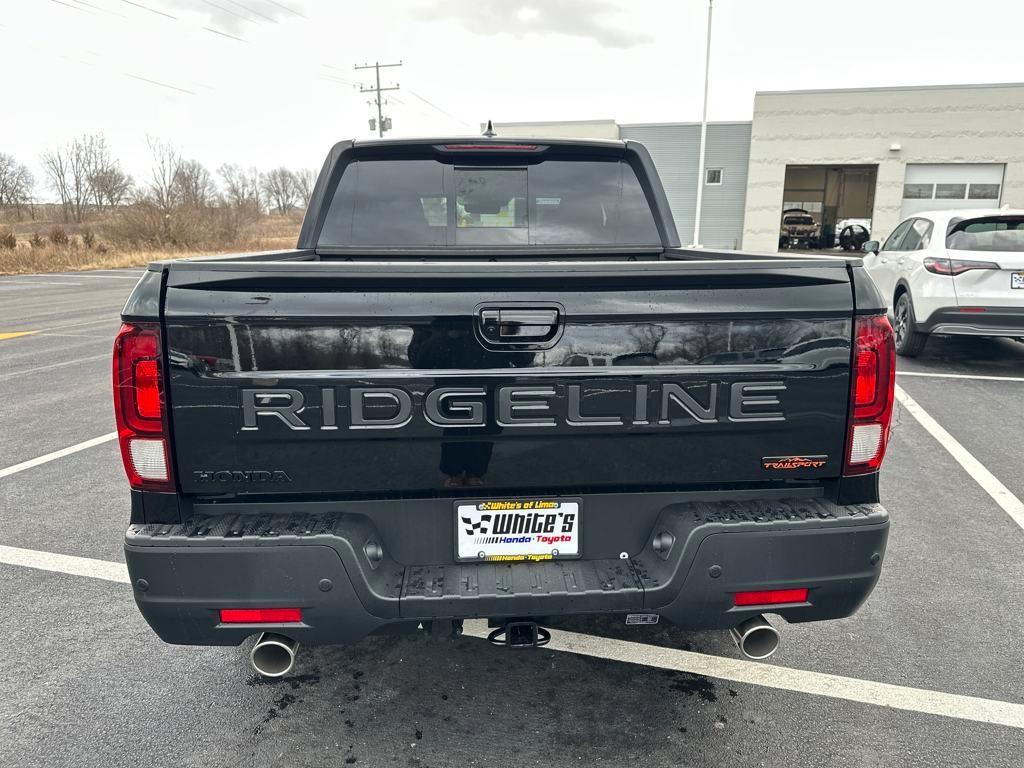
80, 135, 133, 210
81, 134, 110, 210
0, 153, 35, 219
41, 148, 70, 220
145, 137, 182, 214
173, 159, 217, 208
218, 163, 263, 214
41, 137, 92, 223
293, 168, 317, 209
260, 167, 298, 214
90, 166, 133, 209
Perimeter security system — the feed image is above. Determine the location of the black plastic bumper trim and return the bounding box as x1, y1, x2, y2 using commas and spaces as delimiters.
920, 305, 1024, 335
125, 498, 888, 645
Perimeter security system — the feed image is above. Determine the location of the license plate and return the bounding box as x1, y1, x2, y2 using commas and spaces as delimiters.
455, 498, 580, 562
1012, 272, 1024, 289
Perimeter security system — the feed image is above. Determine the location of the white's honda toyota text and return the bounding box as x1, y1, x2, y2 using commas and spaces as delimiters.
862, 210, 1024, 356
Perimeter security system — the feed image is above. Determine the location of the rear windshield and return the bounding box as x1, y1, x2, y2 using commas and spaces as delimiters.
946, 216, 1024, 252
784, 215, 814, 225
318, 158, 660, 247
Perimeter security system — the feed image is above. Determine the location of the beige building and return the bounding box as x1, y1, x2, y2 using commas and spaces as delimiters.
742, 83, 1024, 252
493, 83, 1024, 253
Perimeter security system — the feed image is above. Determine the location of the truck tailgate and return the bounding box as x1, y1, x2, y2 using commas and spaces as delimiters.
162, 261, 855, 497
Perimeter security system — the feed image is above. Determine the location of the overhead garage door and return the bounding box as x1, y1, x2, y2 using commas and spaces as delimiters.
901, 163, 1004, 218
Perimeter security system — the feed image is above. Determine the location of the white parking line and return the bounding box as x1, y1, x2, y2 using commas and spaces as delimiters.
464, 622, 1024, 729
0, 545, 129, 584
0, 281, 83, 287
0, 546, 1021, 730
35, 317, 119, 333
50, 274, 142, 280
5, 271, 141, 280
895, 384, 1024, 532
0, 433, 117, 479
460, 621, 1024, 730
0, 352, 110, 380
898, 371, 1024, 383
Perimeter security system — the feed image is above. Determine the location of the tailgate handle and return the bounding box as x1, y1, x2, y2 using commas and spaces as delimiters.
479, 308, 561, 343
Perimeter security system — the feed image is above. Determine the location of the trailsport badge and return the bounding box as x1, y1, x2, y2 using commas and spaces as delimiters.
455, 499, 581, 562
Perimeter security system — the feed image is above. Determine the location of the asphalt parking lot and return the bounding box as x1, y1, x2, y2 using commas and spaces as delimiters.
1, 269, 1023, 768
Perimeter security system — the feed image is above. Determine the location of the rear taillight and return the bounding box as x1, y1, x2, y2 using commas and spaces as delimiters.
923, 257, 999, 275
844, 315, 896, 475
113, 322, 174, 491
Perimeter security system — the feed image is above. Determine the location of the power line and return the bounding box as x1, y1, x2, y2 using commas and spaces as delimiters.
124, 73, 198, 95
407, 89, 473, 128
74, 0, 122, 15
264, 0, 306, 18
319, 65, 358, 87
320, 74, 358, 88
50, 0, 91, 13
203, 26, 247, 42
200, 0, 259, 25
222, 0, 279, 23
387, 95, 450, 128
355, 60, 402, 138
118, 0, 176, 20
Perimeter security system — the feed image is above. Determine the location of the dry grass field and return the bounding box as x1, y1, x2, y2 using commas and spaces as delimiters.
0, 208, 302, 275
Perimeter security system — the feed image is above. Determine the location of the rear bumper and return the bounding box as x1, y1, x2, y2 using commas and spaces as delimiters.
920, 306, 1024, 337
125, 498, 889, 646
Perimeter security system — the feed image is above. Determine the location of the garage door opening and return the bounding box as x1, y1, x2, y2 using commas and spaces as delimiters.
779, 165, 877, 251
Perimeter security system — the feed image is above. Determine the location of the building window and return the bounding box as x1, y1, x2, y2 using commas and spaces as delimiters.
903, 183, 933, 199
705, 168, 723, 185
968, 183, 1000, 200
935, 183, 967, 200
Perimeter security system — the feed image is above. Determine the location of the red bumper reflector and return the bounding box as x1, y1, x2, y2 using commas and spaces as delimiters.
219, 608, 302, 624
734, 588, 809, 607
957, 307, 986, 313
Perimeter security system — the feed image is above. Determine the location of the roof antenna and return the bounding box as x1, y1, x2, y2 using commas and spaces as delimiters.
482, 119, 496, 138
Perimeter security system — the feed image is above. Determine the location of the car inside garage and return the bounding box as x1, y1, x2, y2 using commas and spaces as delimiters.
780, 164, 877, 251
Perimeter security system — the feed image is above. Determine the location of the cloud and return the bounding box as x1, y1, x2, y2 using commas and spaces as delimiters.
413, 0, 653, 49
156, 0, 305, 36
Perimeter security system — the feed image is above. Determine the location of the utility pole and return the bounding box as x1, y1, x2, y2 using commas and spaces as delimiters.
691, 0, 713, 247
355, 60, 402, 137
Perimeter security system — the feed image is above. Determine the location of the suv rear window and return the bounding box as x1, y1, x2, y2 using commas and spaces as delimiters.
946, 216, 1024, 252
318, 158, 660, 247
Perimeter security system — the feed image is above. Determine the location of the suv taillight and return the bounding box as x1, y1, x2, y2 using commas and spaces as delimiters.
844, 315, 896, 475
923, 256, 999, 276
113, 322, 174, 491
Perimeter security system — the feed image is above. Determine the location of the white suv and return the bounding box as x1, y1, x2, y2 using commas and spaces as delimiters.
862, 209, 1024, 356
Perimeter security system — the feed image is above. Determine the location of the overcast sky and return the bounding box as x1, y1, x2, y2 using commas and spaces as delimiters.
3, 0, 1024, 187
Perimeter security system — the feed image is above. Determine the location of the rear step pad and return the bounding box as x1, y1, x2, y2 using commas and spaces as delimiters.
401, 559, 644, 618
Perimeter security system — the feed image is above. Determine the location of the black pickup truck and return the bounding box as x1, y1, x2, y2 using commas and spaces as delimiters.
117, 137, 894, 676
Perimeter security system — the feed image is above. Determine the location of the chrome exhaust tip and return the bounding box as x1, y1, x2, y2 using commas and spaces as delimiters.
250, 632, 298, 678
729, 615, 780, 660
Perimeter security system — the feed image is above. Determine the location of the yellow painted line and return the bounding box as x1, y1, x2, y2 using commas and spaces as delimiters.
0, 331, 38, 341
